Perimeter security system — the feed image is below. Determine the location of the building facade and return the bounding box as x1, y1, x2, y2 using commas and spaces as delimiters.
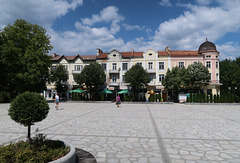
47, 40, 221, 101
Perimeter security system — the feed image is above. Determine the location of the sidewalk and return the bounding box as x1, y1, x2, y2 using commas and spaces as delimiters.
1, 102, 240, 163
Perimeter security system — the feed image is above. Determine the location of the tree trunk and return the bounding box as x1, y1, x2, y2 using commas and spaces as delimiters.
28, 125, 31, 143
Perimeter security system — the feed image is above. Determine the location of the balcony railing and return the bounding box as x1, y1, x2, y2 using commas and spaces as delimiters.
109, 82, 119, 86
72, 70, 81, 74
211, 80, 221, 84
147, 69, 156, 73
109, 69, 119, 73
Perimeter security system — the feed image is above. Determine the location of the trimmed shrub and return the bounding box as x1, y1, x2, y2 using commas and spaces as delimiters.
0, 134, 69, 163
9, 92, 49, 142
210, 94, 213, 103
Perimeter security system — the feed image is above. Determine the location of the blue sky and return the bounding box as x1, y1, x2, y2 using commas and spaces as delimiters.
1, 0, 240, 60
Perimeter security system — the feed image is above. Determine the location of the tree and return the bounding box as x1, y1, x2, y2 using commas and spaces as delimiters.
125, 64, 150, 101
74, 63, 106, 98
220, 58, 240, 102
186, 62, 211, 89
162, 67, 188, 97
50, 64, 69, 96
9, 92, 49, 142
0, 19, 53, 97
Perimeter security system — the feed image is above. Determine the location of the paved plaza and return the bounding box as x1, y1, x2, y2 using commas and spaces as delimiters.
0, 102, 240, 163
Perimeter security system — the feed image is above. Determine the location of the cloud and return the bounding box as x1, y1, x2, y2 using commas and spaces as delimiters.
159, 0, 172, 7
195, 0, 212, 6
122, 23, 145, 31
147, 0, 240, 60
81, 6, 124, 34
0, 0, 83, 29
217, 42, 240, 60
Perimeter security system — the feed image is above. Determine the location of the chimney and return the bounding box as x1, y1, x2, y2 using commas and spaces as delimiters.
165, 46, 170, 54
131, 48, 134, 57
52, 53, 57, 57
97, 48, 103, 56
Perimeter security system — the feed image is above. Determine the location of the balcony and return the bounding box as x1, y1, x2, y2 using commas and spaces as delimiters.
109, 69, 119, 73
72, 70, 81, 74
109, 82, 119, 86
210, 80, 222, 85
147, 69, 156, 73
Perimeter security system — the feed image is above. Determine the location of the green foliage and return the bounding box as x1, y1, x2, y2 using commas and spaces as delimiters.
125, 64, 150, 100
75, 63, 106, 100
0, 92, 10, 103
9, 92, 49, 140
163, 67, 188, 91
0, 19, 52, 97
186, 62, 211, 88
210, 94, 213, 103
50, 64, 68, 95
220, 58, 240, 102
0, 134, 69, 163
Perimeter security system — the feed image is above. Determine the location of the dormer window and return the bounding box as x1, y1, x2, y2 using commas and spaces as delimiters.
149, 53, 152, 56
113, 54, 116, 57
206, 55, 211, 58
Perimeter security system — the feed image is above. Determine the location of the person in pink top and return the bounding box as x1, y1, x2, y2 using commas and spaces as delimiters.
116, 95, 121, 107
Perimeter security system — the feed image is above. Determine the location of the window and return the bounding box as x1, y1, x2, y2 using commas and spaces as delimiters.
137, 62, 142, 66
101, 63, 106, 70
149, 74, 154, 82
216, 61, 219, 68
112, 75, 117, 82
159, 62, 164, 70
206, 55, 211, 58
51, 65, 56, 70
112, 63, 117, 70
122, 63, 128, 71
113, 54, 116, 57
63, 65, 68, 70
74, 65, 82, 71
206, 61, 211, 68
178, 62, 184, 68
148, 62, 153, 69
159, 74, 164, 82
216, 73, 219, 81
122, 75, 125, 82
149, 53, 152, 56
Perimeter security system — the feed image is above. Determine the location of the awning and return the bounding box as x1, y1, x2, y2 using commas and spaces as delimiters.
117, 89, 129, 94
69, 88, 83, 93
101, 88, 113, 94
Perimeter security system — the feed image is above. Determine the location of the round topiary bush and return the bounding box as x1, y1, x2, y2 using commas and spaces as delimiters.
8, 92, 49, 142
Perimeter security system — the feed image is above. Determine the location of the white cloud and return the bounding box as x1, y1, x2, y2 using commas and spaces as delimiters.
122, 23, 145, 31
0, 0, 83, 29
195, 0, 212, 6
217, 42, 240, 60
81, 6, 124, 34
147, 0, 240, 60
159, 0, 172, 7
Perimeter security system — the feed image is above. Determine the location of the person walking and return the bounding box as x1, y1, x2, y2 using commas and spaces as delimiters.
55, 93, 60, 110
116, 95, 121, 107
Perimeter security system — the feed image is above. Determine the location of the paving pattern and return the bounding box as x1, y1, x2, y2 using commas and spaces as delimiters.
0, 102, 240, 163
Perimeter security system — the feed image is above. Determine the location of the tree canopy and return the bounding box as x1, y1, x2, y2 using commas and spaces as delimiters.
9, 92, 49, 141
220, 58, 240, 102
0, 19, 53, 97
186, 62, 211, 88
50, 64, 69, 95
162, 66, 188, 91
74, 62, 106, 92
125, 64, 150, 100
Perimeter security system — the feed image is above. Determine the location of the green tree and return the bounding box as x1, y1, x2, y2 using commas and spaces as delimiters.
220, 58, 240, 102
0, 19, 52, 97
162, 67, 188, 101
50, 64, 69, 96
9, 92, 49, 142
125, 64, 150, 101
186, 62, 211, 89
74, 63, 106, 99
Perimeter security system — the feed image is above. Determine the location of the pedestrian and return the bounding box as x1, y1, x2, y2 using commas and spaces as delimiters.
116, 95, 121, 107
55, 93, 60, 110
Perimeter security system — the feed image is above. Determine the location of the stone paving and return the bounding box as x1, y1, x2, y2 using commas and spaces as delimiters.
0, 102, 240, 163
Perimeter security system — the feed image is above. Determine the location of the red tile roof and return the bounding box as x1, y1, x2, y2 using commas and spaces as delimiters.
170, 51, 200, 56
51, 54, 97, 61
96, 53, 108, 59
